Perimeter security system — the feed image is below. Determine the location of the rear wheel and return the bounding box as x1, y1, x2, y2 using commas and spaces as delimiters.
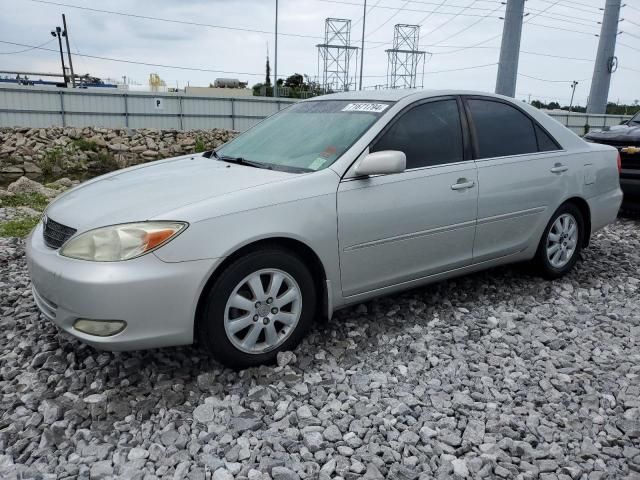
534, 203, 584, 279
199, 248, 316, 369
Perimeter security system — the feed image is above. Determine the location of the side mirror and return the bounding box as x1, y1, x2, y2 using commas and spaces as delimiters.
620, 120, 629, 125
354, 150, 406, 177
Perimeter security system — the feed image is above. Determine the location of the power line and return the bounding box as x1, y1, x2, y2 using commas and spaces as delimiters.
0, 38, 447, 79
519, 50, 593, 61
0, 39, 286, 77
412, 0, 451, 35
527, 20, 598, 36
531, 1, 601, 15
363, 60, 497, 76
367, 0, 477, 51
534, 0, 602, 12
423, 0, 483, 38
424, 44, 594, 62
425, 61, 497, 73
22, 0, 401, 47
0, 38, 54, 54
26, 0, 325, 41
353, 0, 383, 27
519, 72, 590, 82
321, 0, 503, 18
365, 1, 411, 38
367, 0, 503, 51
528, 11, 600, 27
429, 3, 504, 44
619, 41, 640, 52
416, 0, 599, 55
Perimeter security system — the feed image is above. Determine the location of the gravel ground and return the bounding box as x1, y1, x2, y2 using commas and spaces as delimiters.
1, 219, 640, 480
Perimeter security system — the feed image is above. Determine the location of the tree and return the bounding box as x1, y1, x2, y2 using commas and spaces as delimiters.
284, 73, 304, 88
265, 57, 272, 87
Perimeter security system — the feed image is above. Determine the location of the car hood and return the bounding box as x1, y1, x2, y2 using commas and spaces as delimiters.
45, 154, 294, 232
585, 124, 640, 143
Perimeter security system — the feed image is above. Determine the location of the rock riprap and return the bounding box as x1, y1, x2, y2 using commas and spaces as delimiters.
1, 219, 640, 479
0, 126, 237, 176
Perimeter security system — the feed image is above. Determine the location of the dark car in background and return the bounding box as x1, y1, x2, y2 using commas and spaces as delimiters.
585, 112, 640, 210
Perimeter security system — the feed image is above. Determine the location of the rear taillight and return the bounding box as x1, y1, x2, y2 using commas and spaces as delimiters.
617, 152, 622, 174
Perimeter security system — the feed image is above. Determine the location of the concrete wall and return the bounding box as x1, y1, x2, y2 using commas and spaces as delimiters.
0, 85, 295, 132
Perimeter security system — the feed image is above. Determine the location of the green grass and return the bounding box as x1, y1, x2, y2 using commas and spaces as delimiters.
0, 216, 40, 238
0, 193, 50, 211
72, 138, 100, 152
40, 147, 64, 176
194, 136, 207, 153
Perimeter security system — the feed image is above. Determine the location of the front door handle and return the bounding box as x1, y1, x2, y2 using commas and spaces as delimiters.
550, 163, 568, 173
451, 179, 475, 190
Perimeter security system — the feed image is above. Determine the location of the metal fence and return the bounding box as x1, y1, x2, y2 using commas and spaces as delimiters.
545, 110, 631, 136
0, 85, 296, 131
0, 85, 632, 135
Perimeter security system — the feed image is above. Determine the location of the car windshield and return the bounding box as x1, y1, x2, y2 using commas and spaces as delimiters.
215, 100, 392, 172
630, 112, 640, 125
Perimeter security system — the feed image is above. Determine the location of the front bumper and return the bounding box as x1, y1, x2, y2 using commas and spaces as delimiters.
25, 222, 219, 351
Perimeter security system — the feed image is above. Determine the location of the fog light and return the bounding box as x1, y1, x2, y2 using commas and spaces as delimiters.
73, 319, 126, 337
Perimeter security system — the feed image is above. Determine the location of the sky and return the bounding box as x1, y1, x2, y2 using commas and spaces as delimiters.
1, 0, 639, 107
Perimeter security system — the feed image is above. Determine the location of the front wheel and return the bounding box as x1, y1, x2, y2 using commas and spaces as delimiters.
199, 248, 316, 369
534, 203, 584, 279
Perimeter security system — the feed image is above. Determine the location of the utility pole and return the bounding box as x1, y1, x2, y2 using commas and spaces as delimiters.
51, 26, 68, 88
359, 0, 367, 90
569, 81, 578, 112
274, 0, 279, 98
61, 14, 75, 88
586, 0, 621, 114
495, 0, 525, 97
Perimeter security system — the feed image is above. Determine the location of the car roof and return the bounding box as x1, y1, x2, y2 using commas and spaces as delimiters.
303, 89, 512, 103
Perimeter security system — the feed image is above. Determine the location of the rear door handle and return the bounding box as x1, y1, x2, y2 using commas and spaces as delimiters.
451, 179, 475, 190
550, 164, 568, 173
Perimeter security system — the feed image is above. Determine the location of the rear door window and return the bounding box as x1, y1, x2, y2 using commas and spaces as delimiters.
467, 99, 539, 159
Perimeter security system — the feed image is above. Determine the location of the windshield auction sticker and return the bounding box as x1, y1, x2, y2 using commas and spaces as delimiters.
342, 103, 390, 113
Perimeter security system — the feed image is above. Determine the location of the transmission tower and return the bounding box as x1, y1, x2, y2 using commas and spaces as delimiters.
386, 24, 426, 89
316, 18, 359, 93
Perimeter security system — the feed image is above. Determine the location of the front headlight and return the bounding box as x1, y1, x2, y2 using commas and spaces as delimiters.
60, 221, 187, 262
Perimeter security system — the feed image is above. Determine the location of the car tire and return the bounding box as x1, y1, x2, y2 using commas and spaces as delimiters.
199, 247, 316, 369
534, 203, 584, 279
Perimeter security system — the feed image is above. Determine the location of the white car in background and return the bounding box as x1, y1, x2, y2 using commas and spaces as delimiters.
27, 89, 622, 368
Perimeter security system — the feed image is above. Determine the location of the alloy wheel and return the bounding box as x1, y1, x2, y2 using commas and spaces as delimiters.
546, 213, 578, 269
223, 268, 302, 354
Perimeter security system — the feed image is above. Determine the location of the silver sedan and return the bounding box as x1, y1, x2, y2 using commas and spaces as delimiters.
26, 89, 622, 368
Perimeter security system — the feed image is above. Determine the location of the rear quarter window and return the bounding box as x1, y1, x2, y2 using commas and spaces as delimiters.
535, 124, 561, 151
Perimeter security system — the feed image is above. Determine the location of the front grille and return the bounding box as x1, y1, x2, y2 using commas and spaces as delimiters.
591, 139, 640, 170
43, 217, 76, 249
621, 152, 640, 170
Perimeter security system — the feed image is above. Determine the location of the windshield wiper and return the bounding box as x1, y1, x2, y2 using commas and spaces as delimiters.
213, 151, 272, 169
